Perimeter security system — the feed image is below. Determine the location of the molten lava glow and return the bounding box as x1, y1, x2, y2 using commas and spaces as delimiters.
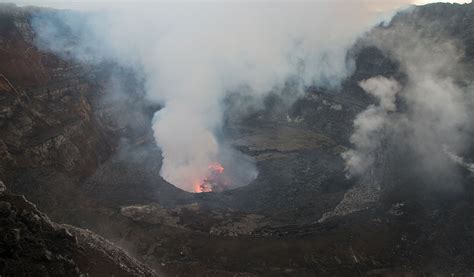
193, 181, 201, 193
193, 162, 225, 193
193, 180, 212, 193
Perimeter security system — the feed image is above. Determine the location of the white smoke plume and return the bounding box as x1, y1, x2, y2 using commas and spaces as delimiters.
29, 1, 414, 192
443, 145, 474, 173
342, 76, 401, 177
343, 18, 474, 187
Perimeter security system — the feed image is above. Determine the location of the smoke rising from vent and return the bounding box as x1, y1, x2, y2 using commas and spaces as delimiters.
343, 18, 474, 188
342, 76, 401, 177
30, 2, 410, 192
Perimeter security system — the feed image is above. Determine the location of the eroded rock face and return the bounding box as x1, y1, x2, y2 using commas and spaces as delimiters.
0, 6, 105, 181
0, 189, 156, 276
0, 3, 158, 216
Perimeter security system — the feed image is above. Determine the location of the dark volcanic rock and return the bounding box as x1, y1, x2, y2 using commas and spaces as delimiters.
0, 187, 156, 276
0, 3, 159, 217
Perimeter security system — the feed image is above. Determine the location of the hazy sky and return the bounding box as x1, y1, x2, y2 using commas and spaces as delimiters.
3, 0, 472, 11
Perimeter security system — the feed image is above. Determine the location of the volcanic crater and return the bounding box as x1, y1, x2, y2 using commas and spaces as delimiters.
1, 2, 474, 276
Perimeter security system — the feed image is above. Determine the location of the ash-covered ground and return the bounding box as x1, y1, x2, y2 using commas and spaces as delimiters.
1, 2, 474, 276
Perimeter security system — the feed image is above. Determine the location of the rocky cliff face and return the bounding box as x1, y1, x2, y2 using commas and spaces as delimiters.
0, 3, 158, 217
1, 2, 474, 276
0, 5, 159, 274
0, 182, 156, 276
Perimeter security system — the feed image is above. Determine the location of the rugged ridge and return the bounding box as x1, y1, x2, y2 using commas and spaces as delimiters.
0, 3, 158, 217
0, 183, 156, 276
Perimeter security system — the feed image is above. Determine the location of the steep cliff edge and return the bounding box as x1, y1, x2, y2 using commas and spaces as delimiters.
0, 182, 156, 276
0, 3, 159, 217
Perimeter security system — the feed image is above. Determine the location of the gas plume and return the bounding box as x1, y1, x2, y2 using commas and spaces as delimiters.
343, 16, 474, 188
30, 2, 409, 192
342, 76, 401, 177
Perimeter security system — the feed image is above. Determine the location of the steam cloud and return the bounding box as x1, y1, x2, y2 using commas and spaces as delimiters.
30, 2, 412, 192
342, 76, 401, 177
343, 18, 474, 188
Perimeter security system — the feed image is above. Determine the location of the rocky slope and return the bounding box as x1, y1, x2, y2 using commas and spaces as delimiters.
0, 3, 158, 218
0, 181, 156, 276
0, 1, 474, 276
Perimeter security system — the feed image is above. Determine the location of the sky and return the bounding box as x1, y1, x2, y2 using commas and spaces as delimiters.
2, 0, 472, 12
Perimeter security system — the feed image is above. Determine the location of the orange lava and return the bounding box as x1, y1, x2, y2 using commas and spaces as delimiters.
193, 181, 202, 193
193, 180, 212, 193
193, 162, 225, 193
